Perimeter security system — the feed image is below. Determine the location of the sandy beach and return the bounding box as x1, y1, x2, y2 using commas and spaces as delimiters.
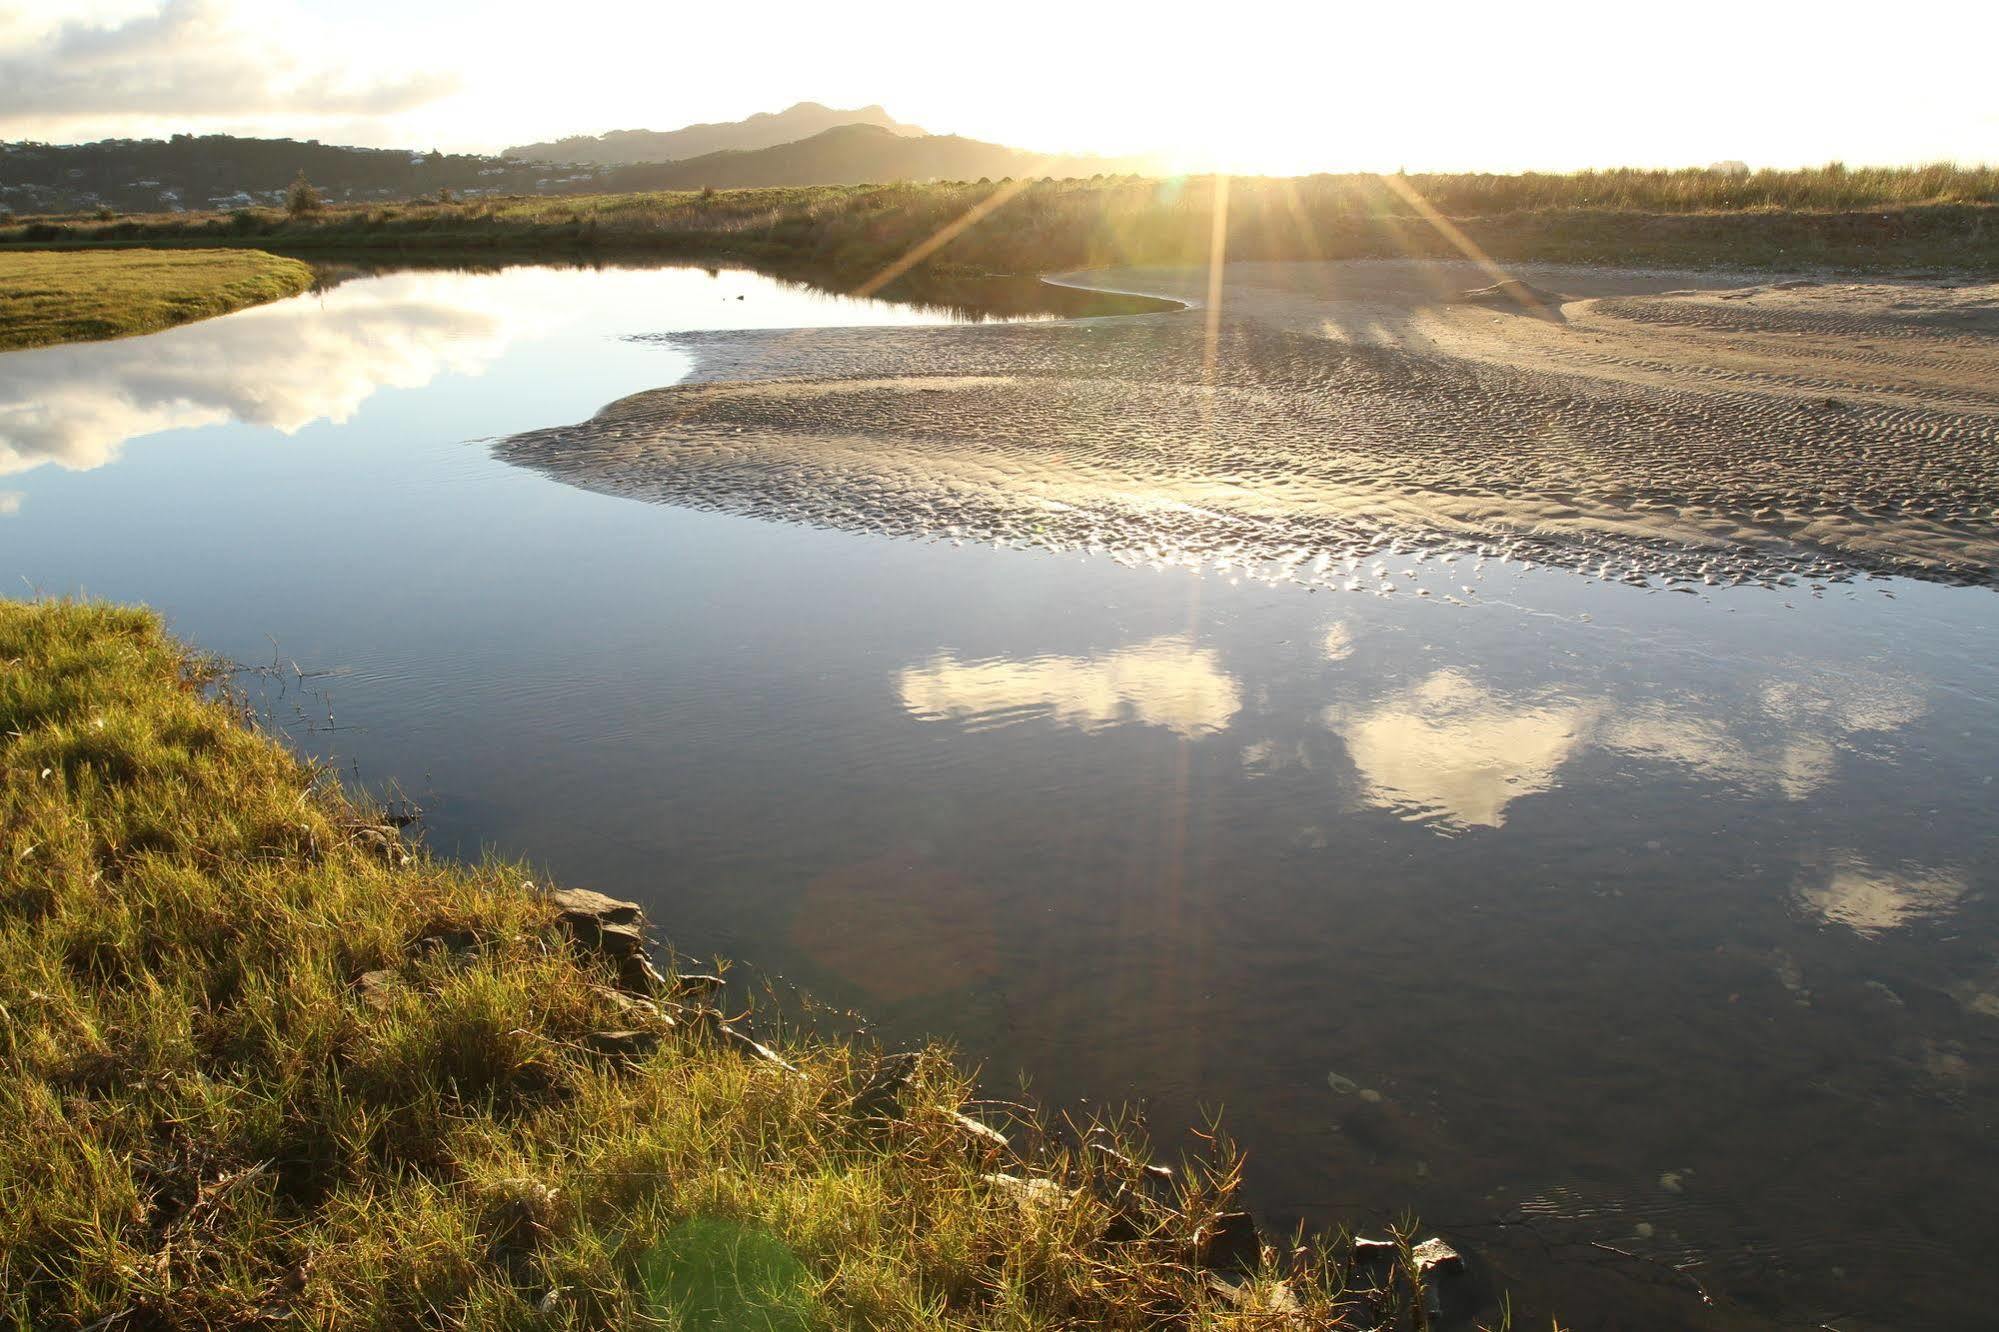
497, 259, 1999, 589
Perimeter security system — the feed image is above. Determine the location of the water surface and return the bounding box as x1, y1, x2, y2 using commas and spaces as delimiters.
5, 261, 1996, 1331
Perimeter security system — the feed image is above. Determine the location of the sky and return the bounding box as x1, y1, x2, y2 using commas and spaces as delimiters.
2, 0, 1995, 172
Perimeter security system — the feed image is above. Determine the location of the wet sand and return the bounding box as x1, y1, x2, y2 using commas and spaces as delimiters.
496, 259, 1999, 588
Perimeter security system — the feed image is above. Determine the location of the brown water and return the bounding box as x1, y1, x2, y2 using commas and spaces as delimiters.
3, 261, 1995, 1330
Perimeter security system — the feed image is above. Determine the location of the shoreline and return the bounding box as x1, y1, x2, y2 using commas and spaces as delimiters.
0, 598, 1488, 1329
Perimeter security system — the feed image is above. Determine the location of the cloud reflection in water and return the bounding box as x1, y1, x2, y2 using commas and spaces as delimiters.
0, 272, 535, 477
1324, 669, 1602, 831
1796, 854, 1967, 937
897, 635, 1242, 738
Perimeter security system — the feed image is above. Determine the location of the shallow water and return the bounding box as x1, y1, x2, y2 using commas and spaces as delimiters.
5, 261, 1997, 1330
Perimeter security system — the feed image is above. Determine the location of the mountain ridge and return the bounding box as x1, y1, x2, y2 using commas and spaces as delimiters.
593, 123, 1157, 190
504, 100, 928, 166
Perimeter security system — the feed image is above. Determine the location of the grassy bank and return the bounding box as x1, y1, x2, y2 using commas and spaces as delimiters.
0, 600, 1479, 1330
0, 248, 314, 350
5, 166, 1996, 279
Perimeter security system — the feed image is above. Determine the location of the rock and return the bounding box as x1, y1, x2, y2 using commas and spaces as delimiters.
928, 1105, 1010, 1154
549, 888, 646, 958
410, 927, 481, 960
1452, 279, 1568, 313
670, 972, 727, 1000
1351, 1236, 1399, 1268
1207, 1273, 1302, 1315
851, 1051, 923, 1120
1086, 1138, 1175, 1186
588, 983, 662, 1023
355, 968, 400, 1012
582, 1029, 663, 1064
1412, 1236, 1464, 1276
981, 1172, 1077, 1219
348, 824, 409, 866
720, 1024, 800, 1075
1196, 1210, 1262, 1271
617, 952, 667, 997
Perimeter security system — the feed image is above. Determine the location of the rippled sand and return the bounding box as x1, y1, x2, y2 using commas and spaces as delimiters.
496, 259, 1999, 587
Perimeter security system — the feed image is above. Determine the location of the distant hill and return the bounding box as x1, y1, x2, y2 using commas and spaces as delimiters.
598, 124, 1156, 190
0, 121, 1158, 219
0, 134, 595, 214
505, 101, 928, 166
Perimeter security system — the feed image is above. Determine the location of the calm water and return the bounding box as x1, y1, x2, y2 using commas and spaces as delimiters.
6, 262, 1997, 1330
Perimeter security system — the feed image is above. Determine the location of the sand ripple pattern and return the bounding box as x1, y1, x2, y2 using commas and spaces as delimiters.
496, 265, 1999, 589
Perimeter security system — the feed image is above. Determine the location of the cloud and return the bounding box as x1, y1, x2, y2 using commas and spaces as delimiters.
0, 0, 456, 137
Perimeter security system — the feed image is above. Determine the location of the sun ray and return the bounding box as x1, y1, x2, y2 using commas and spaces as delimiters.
1376, 172, 1557, 317
854, 176, 1037, 298
1202, 173, 1231, 384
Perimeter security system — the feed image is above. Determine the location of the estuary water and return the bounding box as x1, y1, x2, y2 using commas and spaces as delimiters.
4, 261, 1996, 1330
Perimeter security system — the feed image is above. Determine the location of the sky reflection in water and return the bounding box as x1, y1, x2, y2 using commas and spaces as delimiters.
3, 263, 1996, 1330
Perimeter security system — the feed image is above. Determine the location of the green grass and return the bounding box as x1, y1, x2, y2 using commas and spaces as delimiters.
0, 248, 314, 350
0, 599, 1470, 1330
5, 165, 1996, 279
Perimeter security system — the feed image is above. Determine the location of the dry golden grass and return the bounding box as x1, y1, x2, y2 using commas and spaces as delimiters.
6, 164, 1994, 281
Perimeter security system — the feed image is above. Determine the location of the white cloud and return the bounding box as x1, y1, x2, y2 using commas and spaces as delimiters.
0, 0, 455, 140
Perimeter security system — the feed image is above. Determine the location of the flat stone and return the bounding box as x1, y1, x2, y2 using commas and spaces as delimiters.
582, 1029, 662, 1063
929, 1106, 1010, 1153
1207, 1273, 1302, 1314
588, 983, 662, 1022
549, 889, 647, 958
981, 1172, 1077, 1218
720, 1024, 799, 1075
548, 888, 643, 926
1086, 1138, 1175, 1184
1352, 1236, 1399, 1267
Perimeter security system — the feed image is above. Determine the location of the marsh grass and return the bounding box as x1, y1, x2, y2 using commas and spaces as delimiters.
0, 600, 1431, 1330
0, 248, 314, 350
4, 165, 1995, 278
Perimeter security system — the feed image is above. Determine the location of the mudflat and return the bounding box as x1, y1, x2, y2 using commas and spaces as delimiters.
498, 259, 1999, 588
